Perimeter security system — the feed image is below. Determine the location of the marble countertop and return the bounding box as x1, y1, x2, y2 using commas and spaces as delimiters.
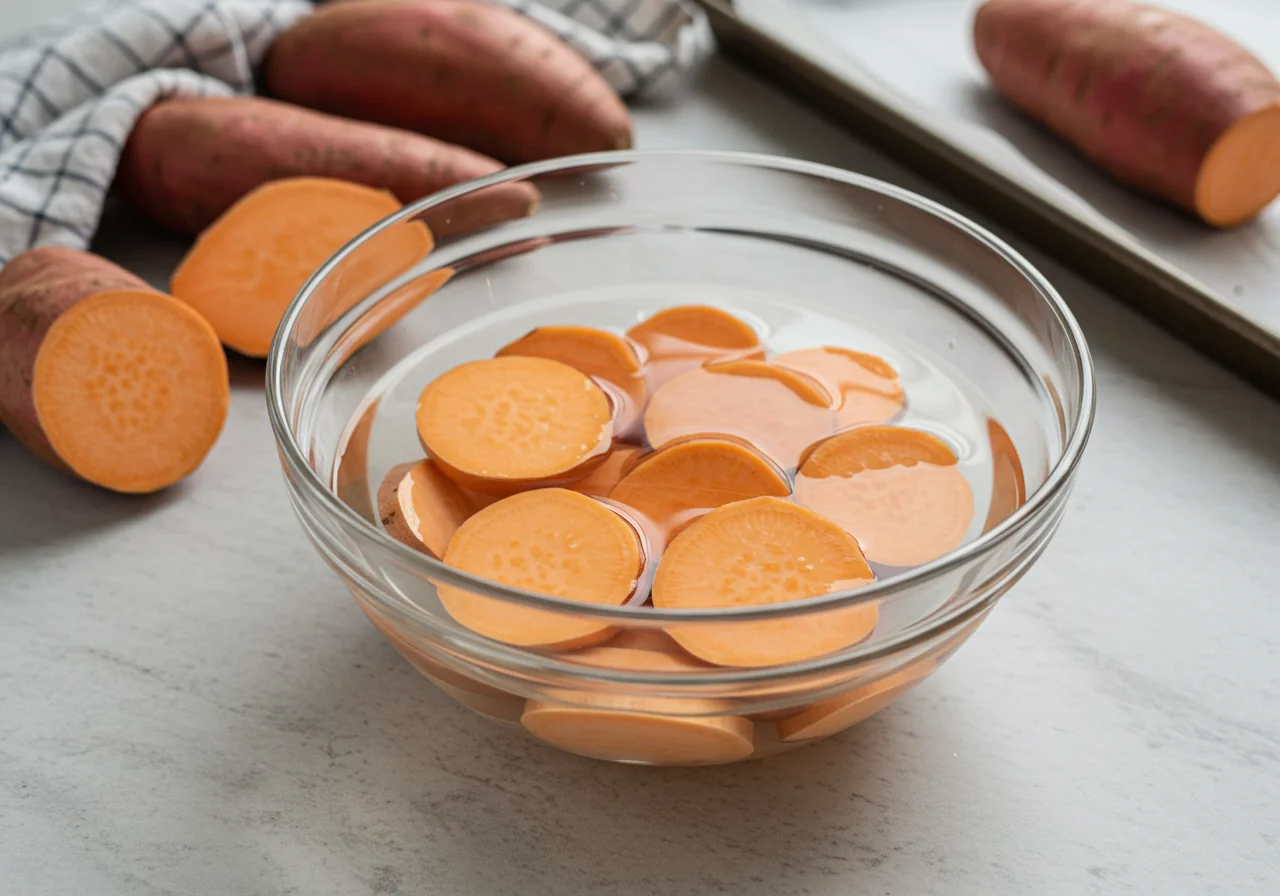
2, 7, 1279, 895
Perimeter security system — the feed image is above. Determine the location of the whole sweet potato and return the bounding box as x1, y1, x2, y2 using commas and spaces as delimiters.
263, 0, 632, 163
974, 0, 1280, 226
116, 95, 539, 239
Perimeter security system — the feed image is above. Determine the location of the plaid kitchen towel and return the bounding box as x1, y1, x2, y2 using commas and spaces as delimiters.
0, 0, 713, 264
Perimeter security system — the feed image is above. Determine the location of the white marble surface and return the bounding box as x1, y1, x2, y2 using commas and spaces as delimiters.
3, 5, 1280, 895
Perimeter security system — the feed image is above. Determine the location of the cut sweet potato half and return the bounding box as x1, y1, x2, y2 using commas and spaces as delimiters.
522, 646, 754, 764
795, 426, 975, 568
652, 496, 877, 667
609, 437, 791, 538
643, 359, 834, 470
982, 418, 1026, 533
438, 489, 642, 649
30, 289, 229, 493
626, 304, 764, 387
776, 656, 936, 742
377, 458, 477, 558
170, 177, 431, 358
568, 445, 644, 498
497, 325, 647, 434
416, 355, 614, 495
773, 346, 904, 429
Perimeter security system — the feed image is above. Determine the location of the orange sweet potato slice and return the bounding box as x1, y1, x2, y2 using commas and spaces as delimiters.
626, 304, 764, 387
982, 418, 1027, 533
776, 656, 937, 742
773, 346, 904, 429
377, 458, 477, 558
522, 646, 754, 764
652, 496, 877, 667
643, 359, 834, 469
416, 355, 614, 495
568, 445, 644, 498
496, 325, 647, 433
438, 489, 642, 649
795, 426, 975, 568
609, 437, 791, 537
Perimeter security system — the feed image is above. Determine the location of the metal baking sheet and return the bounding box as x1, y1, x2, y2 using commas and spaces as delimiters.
697, 0, 1280, 397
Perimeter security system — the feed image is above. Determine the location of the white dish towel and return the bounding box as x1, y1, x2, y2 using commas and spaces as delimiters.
0, 0, 713, 264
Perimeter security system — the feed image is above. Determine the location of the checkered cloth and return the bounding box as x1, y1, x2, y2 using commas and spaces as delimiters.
0, 0, 712, 265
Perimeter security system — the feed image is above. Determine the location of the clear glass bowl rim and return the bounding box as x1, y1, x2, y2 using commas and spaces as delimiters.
266, 148, 1096, 625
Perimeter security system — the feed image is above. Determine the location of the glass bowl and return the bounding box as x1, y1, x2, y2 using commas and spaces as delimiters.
266, 150, 1094, 765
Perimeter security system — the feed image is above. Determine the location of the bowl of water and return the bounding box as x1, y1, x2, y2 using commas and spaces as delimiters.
266, 150, 1094, 765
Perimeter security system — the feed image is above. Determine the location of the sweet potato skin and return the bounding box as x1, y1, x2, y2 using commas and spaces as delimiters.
116, 95, 539, 239
0, 248, 150, 469
973, 0, 1280, 220
263, 0, 632, 164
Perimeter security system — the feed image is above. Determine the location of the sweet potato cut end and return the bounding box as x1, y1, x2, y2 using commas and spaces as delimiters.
982, 418, 1026, 533
568, 445, 644, 497
1194, 105, 1280, 227
627, 305, 762, 354
438, 489, 641, 648
32, 290, 229, 493
417, 356, 614, 491
171, 177, 425, 357
521, 702, 754, 764
776, 657, 937, 742
378, 458, 476, 558
654, 497, 877, 667
796, 426, 975, 568
773, 346, 904, 427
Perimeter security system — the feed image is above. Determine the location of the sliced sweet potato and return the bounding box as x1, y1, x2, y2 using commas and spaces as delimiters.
416, 355, 614, 495
776, 656, 937, 742
609, 437, 791, 537
626, 304, 764, 387
983, 418, 1027, 532
438, 489, 643, 649
568, 445, 644, 498
643, 359, 834, 469
496, 325, 646, 434
652, 497, 877, 667
773, 346, 905, 429
522, 646, 754, 764
795, 426, 975, 568
377, 458, 477, 557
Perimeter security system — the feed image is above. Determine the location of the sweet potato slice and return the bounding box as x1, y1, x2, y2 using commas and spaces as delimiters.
170, 177, 431, 358
773, 346, 904, 429
416, 355, 614, 495
568, 445, 644, 498
496, 325, 646, 434
609, 437, 791, 537
438, 489, 642, 649
795, 426, 975, 568
522, 646, 754, 764
626, 304, 764, 387
652, 497, 877, 667
982, 418, 1027, 533
643, 359, 834, 470
377, 458, 477, 557
776, 656, 937, 742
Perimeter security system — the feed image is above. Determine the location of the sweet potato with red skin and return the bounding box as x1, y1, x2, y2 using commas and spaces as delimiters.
264, 0, 632, 164
974, 0, 1280, 226
116, 96, 539, 240
0, 247, 229, 492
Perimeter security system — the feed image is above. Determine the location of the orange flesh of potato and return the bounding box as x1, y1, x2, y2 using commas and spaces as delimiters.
522, 646, 754, 764
643, 359, 834, 470
626, 304, 764, 387
605, 628, 689, 654
982, 418, 1027, 533
773, 346, 905, 429
32, 290, 229, 493
497, 325, 647, 433
438, 488, 642, 649
377, 458, 477, 558
776, 656, 937, 742
170, 177, 431, 358
652, 496, 877, 667
609, 437, 791, 538
795, 426, 975, 568
416, 355, 614, 494
568, 445, 644, 497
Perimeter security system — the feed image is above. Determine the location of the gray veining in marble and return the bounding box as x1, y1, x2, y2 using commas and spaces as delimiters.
2, 4, 1279, 894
